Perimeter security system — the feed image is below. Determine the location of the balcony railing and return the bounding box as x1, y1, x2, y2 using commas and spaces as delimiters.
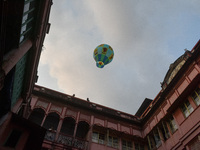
57, 133, 73, 146
44, 131, 88, 150
45, 130, 56, 141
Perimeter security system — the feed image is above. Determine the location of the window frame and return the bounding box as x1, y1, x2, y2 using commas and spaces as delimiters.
107, 135, 119, 148
159, 121, 170, 141
180, 99, 194, 118
147, 135, 156, 150
20, 0, 37, 44
191, 87, 200, 106
152, 128, 162, 148
92, 131, 105, 145
134, 143, 144, 150
122, 139, 133, 150
168, 115, 178, 134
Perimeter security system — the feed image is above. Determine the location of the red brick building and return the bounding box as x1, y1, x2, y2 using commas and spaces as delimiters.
28, 40, 200, 150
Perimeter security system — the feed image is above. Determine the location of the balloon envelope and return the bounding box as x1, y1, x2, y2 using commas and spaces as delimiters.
93, 44, 114, 68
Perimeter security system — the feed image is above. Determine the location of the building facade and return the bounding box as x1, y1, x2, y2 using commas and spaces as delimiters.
28, 40, 200, 150
0, 0, 52, 149
30, 85, 146, 150
141, 41, 200, 150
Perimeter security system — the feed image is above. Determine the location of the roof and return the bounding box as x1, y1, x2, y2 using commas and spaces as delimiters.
33, 85, 141, 125
135, 98, 153, 117
161, 50, 192, 90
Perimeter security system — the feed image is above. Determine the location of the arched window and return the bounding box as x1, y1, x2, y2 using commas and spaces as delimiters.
60, 117, 75, 136
28, 108, 45, 126
43, 112, 60, 130
76, 121, 89, 139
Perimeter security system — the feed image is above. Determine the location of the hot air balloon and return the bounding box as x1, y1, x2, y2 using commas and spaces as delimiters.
93, 44, 114, 68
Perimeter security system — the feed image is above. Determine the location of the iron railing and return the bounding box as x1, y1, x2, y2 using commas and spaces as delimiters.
44, 131, 88, 150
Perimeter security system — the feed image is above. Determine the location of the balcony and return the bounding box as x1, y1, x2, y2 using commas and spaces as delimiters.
44, 131, 88, 150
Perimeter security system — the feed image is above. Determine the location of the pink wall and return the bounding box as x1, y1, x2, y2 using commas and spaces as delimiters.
142, 54, 200, 150
90, 142, 118, 150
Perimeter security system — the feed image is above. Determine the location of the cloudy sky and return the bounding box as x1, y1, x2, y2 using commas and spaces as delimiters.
37, 0, 200, 115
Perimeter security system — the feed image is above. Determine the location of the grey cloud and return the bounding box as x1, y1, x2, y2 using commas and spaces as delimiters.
38, 0, 200, 114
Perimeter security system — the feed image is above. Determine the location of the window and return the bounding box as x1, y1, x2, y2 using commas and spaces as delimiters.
147, 129, 161, 149
147, 135, 155, 150
159, 121, 170, 141
180, 99, 194, 118
107, 136, 118, 148
75, 121, 90, 139
153, 128, 161, 148
4, 129, 22, 148
168, 115, 177, 133
43, 112, 60, 130
135, 143, 144, 150
60, 117, 75, 136
28, 108, 45, 126
122, 140, 133, 150
92, 131, 105, 144
191, 87, 200, 106
20, 0, 37, 43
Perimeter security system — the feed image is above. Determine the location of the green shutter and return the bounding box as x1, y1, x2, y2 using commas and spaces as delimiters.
11, 52, 28, 107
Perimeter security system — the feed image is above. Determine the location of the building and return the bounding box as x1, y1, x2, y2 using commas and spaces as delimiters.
141, 41, 200, 150
30, 85, 145, 150
1, 1, 200, 150
27, 40, 200, 150
0, 0, 52, 149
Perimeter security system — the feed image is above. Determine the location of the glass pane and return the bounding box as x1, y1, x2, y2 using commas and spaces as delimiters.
24, 2, 30, 13
127, 141, 132, 148
21, 25, 27, 34
22, 14, 28, 24
99, 133, 105, 144
135, 143, 139, 150
192, 88, 200, 105
107, 136, 112, 146
171, 120, 177, 131
169, 116, 177, 133
162, 122, 170, 139
180, 102, 189, 118
153, 129, 161, 147
92, 132, 98, 143
20, 0, 36, 44
185, 100, 194, 114
122, 140, 132, 150
160, 124, 167, 141
122, 140, 127, 150
113, 137, 118, 148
